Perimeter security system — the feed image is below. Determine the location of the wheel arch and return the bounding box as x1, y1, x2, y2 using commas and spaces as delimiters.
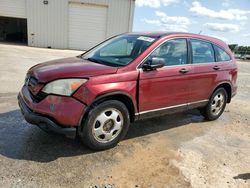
212, 82, 232, 103
80, 92, 137, 126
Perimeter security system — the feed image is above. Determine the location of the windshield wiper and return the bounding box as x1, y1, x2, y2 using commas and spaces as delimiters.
86, 57, 104, 64
85, 57, 122, 67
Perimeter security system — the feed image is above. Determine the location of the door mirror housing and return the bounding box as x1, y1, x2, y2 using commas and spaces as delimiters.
142, 57, 165, 70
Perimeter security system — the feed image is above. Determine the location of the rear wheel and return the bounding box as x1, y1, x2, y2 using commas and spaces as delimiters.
78, 100, 130, 150
201, 88, 228, 121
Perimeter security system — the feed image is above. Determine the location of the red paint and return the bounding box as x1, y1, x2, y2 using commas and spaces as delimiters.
28, 57, 118, 83
20, 86, 85, 127
139, 65, 192, 111
19, 32, 238, 128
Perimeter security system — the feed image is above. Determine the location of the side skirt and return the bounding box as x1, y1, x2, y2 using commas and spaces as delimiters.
135, 100, 208, 120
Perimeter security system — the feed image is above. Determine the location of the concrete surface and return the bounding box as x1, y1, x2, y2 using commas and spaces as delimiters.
0, 43, 249, 188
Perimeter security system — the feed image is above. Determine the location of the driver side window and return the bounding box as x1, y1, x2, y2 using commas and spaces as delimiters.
146, 38, 188, 66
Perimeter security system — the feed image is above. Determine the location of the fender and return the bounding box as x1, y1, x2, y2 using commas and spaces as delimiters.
209, 81, 232, 102
78, 91, 138, 126
94, 91, 137, 111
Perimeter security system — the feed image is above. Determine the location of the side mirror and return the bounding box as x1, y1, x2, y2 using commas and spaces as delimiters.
142, 57, 165, 70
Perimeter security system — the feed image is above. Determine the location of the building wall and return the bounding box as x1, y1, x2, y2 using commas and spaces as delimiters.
26, 0, 68, 48
0, 0, 135, 49
0, 0, 26, 18
27, 0, 135, 49
71, 0, 134, 38
68, 0, 135, 38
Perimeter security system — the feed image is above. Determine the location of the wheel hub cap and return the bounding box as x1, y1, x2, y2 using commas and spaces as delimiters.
211, 92, 225, 116
92, 108, 124, 143
103, 119, 114, 132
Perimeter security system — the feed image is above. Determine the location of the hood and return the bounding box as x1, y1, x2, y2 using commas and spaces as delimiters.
28, 57, 118, 83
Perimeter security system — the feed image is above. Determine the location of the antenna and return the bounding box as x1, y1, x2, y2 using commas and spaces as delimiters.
198, 30, 202, 34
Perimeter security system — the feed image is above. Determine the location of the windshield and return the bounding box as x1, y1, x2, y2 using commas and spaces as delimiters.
81, 35, 157, 67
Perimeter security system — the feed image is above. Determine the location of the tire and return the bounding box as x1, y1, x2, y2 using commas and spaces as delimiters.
78, 100, 130, 150
201, 88, 228, 121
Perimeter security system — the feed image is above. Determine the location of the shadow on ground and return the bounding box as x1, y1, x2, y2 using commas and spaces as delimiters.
0, 108, 204, 163
234, 173, 250, 180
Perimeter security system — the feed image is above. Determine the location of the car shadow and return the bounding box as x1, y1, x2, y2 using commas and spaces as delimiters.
0, 109, 204, 163
126, 109, 203, 139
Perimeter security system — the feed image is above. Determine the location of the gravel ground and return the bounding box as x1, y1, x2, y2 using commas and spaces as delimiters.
0, 43, 249, 188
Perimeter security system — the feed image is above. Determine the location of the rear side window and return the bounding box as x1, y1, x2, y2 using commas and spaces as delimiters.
191, 39, 215, 64
213, 45, 231, 62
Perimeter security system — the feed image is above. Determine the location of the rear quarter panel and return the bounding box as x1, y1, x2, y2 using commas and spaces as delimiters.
190, 60, 237, 102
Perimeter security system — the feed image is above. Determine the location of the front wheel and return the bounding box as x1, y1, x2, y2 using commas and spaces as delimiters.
201, 88, 228, 121
78, 100, 130, 150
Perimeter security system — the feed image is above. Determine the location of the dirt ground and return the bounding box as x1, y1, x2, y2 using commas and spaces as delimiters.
0, 43, 249, 188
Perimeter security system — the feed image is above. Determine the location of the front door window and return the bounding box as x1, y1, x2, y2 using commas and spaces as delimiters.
145, 38, 188, 66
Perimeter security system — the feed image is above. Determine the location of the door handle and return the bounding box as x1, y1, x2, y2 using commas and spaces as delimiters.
179, 68, 189, 74
213, 66, 220, 70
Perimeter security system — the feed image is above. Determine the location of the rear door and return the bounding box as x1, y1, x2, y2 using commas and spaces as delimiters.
138, 38, 192, 117
188, 39, 218, 104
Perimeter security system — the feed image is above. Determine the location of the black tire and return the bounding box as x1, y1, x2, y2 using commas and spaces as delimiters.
78, 100, 130, 150
201, 88, 228, 121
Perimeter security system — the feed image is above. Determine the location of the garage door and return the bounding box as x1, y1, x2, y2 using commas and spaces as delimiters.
69, 3, 108, 50
0, 0, 26, 18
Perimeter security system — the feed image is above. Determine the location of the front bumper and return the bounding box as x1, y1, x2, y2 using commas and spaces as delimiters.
19, 86, 86, 126
18, 94, 76, 137
18, 86, 87, 136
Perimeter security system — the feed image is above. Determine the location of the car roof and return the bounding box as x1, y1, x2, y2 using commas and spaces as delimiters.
127, 31, 187, 38
126, 31, 174, 38
126, 32, 229, 50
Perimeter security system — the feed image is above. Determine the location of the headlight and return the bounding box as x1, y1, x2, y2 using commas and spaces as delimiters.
42, 79, 88, 96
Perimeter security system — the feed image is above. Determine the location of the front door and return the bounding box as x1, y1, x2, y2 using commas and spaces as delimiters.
138, 38, 192, 118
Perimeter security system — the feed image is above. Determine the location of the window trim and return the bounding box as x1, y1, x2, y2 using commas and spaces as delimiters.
213, 44, 232, 62
187, 38, 192, 66
136, 36, 232, 70
187, 37, 232, 64
137, 37, 189, 69
189, 38, 216, 64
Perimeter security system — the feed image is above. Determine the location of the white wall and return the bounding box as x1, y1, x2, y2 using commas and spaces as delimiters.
26, 0, 68, 48
0, 0, 26, 18
71, 0, 135, 37
0, 0, 135, 49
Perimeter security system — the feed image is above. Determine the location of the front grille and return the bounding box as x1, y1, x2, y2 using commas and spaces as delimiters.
26, 76, 38, 88
25, 75, 46, 103
28, 77, 38, 87
29, 90, 47, 103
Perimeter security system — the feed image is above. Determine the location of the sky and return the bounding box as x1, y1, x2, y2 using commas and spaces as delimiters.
133, 0, 250, 45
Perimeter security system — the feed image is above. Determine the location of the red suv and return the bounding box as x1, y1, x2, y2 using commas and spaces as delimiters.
18, 32, 237, 150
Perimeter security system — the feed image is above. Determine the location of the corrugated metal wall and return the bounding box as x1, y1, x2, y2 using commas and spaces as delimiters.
0, 0, 26, 18
68, 3, 108, 50
70, 0, 134, 38
26, 0, 68, 48
1, 0, 135, 49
